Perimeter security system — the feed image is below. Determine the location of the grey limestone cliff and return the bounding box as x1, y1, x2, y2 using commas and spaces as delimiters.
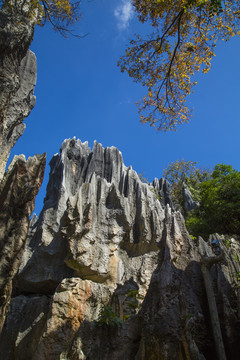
0, 151, 46, 334
1, 138, 240, 359
0, 0, 45, 333
0, 0, 38, 180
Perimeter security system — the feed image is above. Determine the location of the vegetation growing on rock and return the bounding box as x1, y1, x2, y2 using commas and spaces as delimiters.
163, 159, 210, 212
164, 160, 240, 238
186, 163, 240, 238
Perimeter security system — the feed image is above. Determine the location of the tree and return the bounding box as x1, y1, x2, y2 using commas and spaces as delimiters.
163, 158, 209, 185
0, 0, 81, 36
186, 164, 240, 237
163, 159, 210, 211
119, 0, 240, 131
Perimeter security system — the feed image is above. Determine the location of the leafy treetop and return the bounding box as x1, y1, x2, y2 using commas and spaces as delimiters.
186, 164, 240, 238
163, 159, 210, 185
119, 0, 240, 131
163, 159, 210, 212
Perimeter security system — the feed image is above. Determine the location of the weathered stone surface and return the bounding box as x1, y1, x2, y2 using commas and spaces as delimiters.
65, 233, 240, 360
16, 139, 164, 295
0, 153, 46, 332
0, 294, 50, 360
152, 177, 173, 209
66, 315, 141, 360
33, 278, 111, 360
0, 2, 45, 334
2, 139, 240, 359
0, 0, 37, 180
134, 233, 240, 360
182, 182, 199, 212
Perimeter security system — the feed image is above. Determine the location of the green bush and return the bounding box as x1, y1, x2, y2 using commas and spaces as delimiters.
186, 164, 240, 238
97, 305, 123, 327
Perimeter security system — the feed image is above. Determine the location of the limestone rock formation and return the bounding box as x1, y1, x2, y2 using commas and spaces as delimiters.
0, 0, 45, 334
0, 293, 50, 359
182, 182, 199, 212
0, 153, 46, 332
0, 0, 37, 180
1, 139, 239, 359
15, 139, 167, 296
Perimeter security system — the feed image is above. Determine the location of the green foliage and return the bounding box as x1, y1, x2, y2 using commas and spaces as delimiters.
97, 305, 123, 327
97, 291, 144, 327
163, 160, 240, 237
126, 299, 138, 310
235, 271, 240, 282
163, 159, 210, 186
224, 237, 232, 248
124, 289, 144, 315
123, 314, 130, 322
126, 289, 138, 298
186, 164, 240, 238
163, 159, 210, 211
234, 251, 240, 264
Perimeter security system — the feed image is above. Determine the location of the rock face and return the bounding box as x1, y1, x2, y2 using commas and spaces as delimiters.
0, 0, 45, 334
0, 153, 46, 333
1, 138, 240, 359
182, 182, 199, 212
15, 139, 166, 296
0, 0, 37, 180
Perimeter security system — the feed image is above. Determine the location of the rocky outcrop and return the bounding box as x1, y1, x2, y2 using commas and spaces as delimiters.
0, 153, 46, 332
0, 0, 38, 180
15, 139, 167, 296
182, 182, 199, 212
0, 293, 50, 359
1, 139, 239, 359
0, 0, 45, 334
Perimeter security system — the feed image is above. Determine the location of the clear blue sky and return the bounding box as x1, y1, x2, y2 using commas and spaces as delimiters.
9, 0, 240, 215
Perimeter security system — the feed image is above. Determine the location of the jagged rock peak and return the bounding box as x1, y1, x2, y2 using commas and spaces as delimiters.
45, 137, 172, 203
41, 137, 173, 221
15, 138, 170, 296
49, 138, 136, 197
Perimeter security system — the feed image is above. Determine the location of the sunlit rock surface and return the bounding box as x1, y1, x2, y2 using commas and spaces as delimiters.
15, 139, 168, 295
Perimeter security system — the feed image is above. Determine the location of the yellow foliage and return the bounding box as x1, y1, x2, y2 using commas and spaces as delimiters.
119, 0, 240, 131
0, 0, 81, 35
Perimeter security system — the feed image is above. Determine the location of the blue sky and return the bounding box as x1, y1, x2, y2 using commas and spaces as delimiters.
9, 0, 240, 215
